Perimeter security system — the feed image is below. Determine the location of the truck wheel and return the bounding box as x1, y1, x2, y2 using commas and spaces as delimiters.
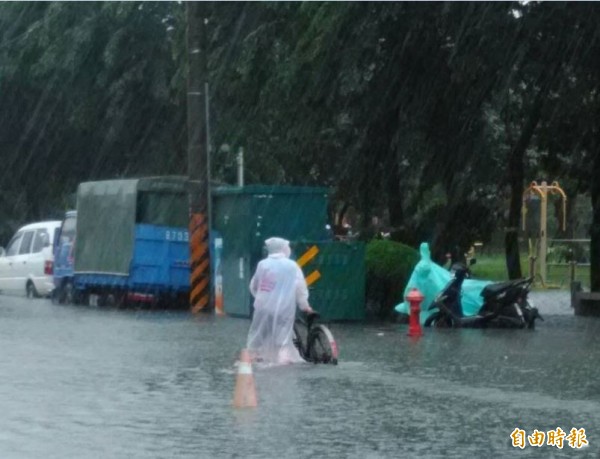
105, 291, 125, 308
62, 282, 74, 305
75, 290, 88, 306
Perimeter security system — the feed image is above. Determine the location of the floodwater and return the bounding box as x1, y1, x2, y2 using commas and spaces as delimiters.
0, 291, 598, 458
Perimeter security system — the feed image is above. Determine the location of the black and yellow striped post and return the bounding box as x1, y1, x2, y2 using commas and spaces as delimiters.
189, 212, 210, 313
187, 3, 211, 313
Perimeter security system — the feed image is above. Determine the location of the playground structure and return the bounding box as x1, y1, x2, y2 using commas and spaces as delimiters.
465, 242, 483, 266
521, 181, 568, 288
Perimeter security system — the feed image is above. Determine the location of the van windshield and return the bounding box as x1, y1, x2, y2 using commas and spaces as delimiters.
136, 191, 188, 228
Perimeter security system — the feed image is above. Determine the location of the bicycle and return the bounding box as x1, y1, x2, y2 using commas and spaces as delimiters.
293, 311, 339, 365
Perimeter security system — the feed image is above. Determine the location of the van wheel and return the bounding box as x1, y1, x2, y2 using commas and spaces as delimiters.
26, 281, 40, 299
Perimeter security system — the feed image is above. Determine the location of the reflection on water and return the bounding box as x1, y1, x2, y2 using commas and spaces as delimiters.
0, 292, 598, 458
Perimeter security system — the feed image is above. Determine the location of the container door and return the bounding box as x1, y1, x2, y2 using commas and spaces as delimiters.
213, 195, 253, 317
293, 241, 366, 321
221, 254, 252, 317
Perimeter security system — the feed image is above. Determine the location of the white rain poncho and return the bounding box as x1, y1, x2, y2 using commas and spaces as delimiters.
246, 237, 310, 365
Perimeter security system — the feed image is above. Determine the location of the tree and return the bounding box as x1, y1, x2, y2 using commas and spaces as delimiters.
0, 2, 185, 238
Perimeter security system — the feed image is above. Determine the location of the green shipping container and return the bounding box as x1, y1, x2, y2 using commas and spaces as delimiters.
212, 185, 331, 317
293, 241, 366, 321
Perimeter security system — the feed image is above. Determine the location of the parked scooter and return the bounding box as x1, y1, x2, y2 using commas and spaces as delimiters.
424, 262, 543, 329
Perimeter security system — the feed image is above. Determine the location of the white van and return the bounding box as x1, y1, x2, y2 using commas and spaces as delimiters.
0, 221, 62, 298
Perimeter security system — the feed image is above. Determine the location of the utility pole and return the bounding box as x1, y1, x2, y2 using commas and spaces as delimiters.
187, 2, 211, 313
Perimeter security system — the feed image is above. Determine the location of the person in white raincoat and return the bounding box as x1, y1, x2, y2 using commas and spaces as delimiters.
247, 237, 314, 365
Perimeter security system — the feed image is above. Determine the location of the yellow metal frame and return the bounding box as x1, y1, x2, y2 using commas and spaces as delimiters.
522, 181, 567, 288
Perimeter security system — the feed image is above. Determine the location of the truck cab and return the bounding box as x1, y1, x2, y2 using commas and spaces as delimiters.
53, 210, 77, 303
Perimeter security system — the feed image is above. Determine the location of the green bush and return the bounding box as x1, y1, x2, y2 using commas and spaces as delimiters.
365, 240, 419, 319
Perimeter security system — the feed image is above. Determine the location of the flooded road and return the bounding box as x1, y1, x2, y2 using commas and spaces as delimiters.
0, 292, 598, 458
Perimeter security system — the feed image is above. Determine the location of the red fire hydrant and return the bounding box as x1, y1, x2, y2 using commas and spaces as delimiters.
406, 288, 424, 338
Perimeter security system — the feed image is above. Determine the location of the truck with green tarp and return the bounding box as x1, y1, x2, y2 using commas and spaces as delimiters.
64, 176, 191, 306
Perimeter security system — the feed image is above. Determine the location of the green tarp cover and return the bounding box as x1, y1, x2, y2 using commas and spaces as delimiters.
137, 176, 189, 193
395, 243, 492, 324
137, 177, 190, 228
74, 176, 190, 275
74, 179, 138, 275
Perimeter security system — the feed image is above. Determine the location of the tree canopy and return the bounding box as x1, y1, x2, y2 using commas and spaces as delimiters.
0, 1, 599, 287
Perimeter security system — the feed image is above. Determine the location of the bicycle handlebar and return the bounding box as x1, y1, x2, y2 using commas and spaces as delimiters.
306, 311, 320, 326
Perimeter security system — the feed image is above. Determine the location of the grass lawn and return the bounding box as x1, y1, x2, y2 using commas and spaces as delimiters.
469, 253, 590, 290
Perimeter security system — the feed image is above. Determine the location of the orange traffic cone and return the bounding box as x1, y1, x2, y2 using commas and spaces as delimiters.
232, 349, 258, 408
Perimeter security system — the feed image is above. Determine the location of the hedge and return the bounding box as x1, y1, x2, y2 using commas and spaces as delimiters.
365, 239, 419, 320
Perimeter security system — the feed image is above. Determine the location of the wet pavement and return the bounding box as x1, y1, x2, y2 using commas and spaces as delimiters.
0, 291, 598, 458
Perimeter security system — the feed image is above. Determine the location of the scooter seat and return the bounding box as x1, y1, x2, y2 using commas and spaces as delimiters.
481, 280, 524, 300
